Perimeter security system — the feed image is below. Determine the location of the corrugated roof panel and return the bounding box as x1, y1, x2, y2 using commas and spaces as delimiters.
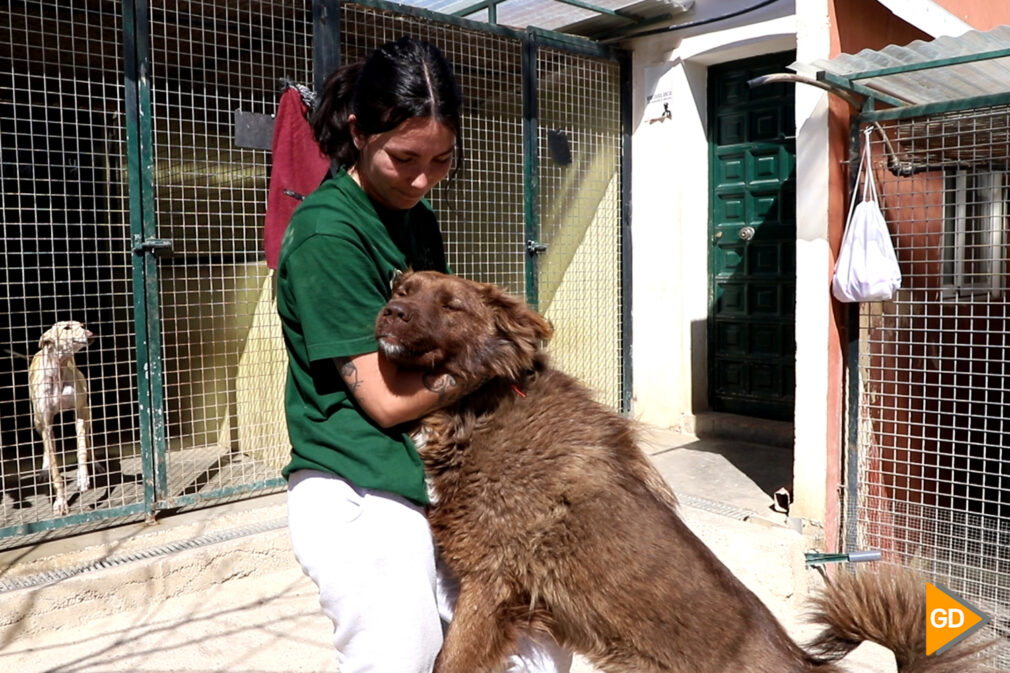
394, 0, 691, 36
495, 0, 597, 31
792, 25, 1010, 107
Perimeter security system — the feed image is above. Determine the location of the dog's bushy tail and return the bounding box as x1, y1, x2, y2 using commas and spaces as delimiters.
805, 567, 994, 673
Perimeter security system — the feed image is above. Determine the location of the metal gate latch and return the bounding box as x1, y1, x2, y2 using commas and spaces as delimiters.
526, 240, 548, 256
133, 238, 174, 256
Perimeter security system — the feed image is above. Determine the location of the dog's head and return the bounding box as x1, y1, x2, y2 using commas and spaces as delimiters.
375, 271, 552, 384
39, 321, 96, 357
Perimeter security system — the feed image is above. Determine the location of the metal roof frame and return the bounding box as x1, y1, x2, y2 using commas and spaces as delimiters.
390, 0, 697, 42
821, 47, 1010, 122
786, 26, 1010, 123
347, 0, 621, 57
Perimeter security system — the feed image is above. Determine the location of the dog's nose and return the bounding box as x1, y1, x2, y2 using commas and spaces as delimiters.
382, 301, 412, 323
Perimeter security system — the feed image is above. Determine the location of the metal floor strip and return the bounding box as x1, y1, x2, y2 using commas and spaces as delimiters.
678, 493, 756, 521
0, 517, 287, 594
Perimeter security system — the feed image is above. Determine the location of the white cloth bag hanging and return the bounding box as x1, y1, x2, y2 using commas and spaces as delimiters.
831, 128, 902, 303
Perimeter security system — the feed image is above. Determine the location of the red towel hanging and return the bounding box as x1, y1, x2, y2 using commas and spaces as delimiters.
263, 86, 330, 269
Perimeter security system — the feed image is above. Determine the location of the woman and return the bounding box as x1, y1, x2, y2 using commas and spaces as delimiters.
277, 37, 571, 673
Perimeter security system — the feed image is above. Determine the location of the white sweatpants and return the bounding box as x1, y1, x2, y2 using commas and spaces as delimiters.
287, 470, 572, 673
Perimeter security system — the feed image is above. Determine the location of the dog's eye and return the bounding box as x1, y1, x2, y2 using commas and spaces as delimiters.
443, 300, 464, 312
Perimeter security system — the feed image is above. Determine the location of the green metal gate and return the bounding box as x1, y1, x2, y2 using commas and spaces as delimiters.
0, 0, 312, 547
0, 0, 626, 548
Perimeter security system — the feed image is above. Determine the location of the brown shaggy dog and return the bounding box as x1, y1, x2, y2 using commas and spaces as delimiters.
375, 270, 990, 673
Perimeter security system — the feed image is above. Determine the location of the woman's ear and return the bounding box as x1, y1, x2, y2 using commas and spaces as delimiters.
348, 114, 365, 150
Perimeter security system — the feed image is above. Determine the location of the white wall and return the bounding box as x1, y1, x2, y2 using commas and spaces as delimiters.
625, 6, 797, 431
791, 0, 832, 524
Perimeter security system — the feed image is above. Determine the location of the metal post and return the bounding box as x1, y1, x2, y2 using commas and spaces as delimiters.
844, 120, 863, 554
619, 48, 633, 414
522, 34, 541, 308
315, 1, 342, 91
123, 0, 164, 518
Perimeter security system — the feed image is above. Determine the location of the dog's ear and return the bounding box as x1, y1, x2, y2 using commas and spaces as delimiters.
38, 325, 58, 349
480, 284, 553, 378
494, 295, 553, 344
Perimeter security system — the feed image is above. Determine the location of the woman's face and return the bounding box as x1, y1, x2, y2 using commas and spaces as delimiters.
349, 116, 456, 211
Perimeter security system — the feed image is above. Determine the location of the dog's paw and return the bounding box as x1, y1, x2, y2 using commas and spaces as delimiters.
76, 467, 90, 493
52, 497, 69, 516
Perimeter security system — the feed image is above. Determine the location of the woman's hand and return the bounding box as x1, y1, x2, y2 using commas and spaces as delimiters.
334, 351, 465, 428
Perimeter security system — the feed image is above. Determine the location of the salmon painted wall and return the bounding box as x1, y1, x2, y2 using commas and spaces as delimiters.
823, 0, 928, 550
932, 0, 1010, 30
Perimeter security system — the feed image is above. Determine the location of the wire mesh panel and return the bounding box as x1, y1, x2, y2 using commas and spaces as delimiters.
851, 107, 1010, 669
0, 1, 146, 545
339, 2, 625, 409
338, 2, 527, 293
536, 47, 623, 409
147, 0, 311, 506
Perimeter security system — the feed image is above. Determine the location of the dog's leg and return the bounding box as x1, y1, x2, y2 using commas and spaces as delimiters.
38, 409, 51, 470
74, 406, 91, 494
73, 369, 91, 494
41, 421, 69, 516
435, 584, 521, 673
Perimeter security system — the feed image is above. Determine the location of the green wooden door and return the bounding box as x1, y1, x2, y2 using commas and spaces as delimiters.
708, 52, 796, 421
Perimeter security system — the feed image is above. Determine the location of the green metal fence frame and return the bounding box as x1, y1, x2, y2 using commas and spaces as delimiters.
127, 0, 290, 518
124, 0, 165, 521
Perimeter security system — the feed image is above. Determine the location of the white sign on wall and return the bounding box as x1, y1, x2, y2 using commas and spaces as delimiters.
644, 62, 676, 121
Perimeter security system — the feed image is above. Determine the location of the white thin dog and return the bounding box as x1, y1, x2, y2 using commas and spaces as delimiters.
29, 321, 95, 515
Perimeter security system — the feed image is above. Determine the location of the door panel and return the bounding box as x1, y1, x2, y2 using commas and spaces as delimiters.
708, 52, 796, 421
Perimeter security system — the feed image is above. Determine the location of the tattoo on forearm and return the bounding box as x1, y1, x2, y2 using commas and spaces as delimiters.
423, 372, 459, 399
338, 358, 363, 393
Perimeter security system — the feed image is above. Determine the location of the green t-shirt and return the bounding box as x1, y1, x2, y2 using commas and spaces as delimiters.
276, 168, 448, 505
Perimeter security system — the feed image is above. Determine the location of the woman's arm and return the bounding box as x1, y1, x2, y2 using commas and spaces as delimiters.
335, 351, 463, 428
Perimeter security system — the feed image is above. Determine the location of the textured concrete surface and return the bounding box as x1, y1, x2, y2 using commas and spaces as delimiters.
0, 424, 898, 672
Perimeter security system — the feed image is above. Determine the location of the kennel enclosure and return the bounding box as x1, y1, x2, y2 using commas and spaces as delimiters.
808, 28, 1010, 669
0, 0, 628, 548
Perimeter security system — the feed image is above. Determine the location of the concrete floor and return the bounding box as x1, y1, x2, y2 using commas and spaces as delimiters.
0, 422, 899, 673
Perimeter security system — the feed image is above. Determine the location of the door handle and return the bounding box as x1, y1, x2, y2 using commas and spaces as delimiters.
738, 226, 755, 241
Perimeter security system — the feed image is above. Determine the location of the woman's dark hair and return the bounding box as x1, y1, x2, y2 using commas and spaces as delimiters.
310, 36, 463, 170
